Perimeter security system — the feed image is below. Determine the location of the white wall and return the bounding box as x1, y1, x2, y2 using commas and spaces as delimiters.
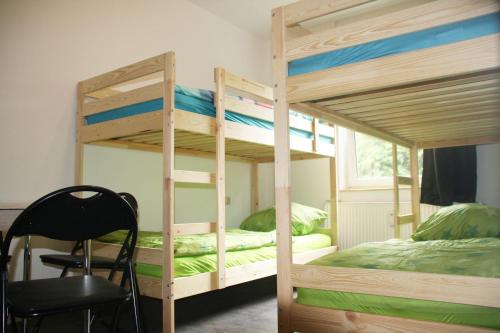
259, 158, 331, 211
0, 0, 268, 205
84, 145, 252, 229
0, 0, 269, 279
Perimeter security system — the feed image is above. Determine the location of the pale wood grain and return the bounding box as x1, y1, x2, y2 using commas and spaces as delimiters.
80, 54, 164, 94
291, 265, 500, 307
284, 0, 373, 26
290, 303, 499, 333
273, 6, 294, 333
286, 0, 500, 61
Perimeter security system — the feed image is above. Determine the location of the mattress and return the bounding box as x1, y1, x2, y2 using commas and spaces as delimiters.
288, 12, 500, 76
85, 85, 332, 143
98, 229, 331, 278
297, 238, 500, 329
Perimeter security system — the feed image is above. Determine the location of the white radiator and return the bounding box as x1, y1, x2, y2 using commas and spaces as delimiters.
336, 202, 439, 250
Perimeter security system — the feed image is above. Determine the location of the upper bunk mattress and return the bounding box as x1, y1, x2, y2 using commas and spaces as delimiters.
85, 85, 331, 142
297, 237, 500, 329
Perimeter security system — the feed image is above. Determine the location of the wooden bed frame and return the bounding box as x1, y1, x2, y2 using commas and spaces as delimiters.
272, 1, 500, 332
75, 53, 337, 332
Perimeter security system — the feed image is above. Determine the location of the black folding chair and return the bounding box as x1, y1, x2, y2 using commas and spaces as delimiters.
39, 192, 138, 278
0, 186, 142, 333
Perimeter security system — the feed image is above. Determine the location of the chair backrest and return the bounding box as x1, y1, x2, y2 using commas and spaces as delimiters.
0, 186, 137, 271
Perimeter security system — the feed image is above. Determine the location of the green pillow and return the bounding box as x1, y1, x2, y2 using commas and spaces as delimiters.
412, 203, 500, 241
240, 202, 328, 236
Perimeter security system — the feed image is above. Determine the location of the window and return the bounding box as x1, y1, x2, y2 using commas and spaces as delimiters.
345, 130, 423, 188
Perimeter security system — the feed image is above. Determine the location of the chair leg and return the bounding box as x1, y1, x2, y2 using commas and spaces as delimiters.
22, 318, 28, 333
10, 313, 17, 333
128, 263, 142, 333
109, 304, 122, 333
135, 282, 148, 333
32, 317, 43, 333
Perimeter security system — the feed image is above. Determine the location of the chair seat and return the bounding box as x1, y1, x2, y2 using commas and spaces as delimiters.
40, 254, 127, 269
8, 275, 130, 318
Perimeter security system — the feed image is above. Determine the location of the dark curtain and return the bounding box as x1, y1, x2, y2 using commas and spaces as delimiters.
420, 146, 477, 206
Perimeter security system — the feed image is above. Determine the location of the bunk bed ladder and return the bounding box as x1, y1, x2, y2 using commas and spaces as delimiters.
392, 144, 421, 238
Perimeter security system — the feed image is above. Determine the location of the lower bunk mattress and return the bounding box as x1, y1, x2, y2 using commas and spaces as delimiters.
297, 238, 500, 329
98, 228, 331, 278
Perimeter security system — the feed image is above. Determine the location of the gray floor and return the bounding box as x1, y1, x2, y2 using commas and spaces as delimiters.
11, 277, 278, 333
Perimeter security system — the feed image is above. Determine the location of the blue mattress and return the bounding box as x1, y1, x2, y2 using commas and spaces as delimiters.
288, 13, 500, 77
85, 85, 332, 143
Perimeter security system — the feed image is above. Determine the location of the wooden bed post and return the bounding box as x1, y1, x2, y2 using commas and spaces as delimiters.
329, 157, 338, 247
410, 144, 421, 232
251, 162, 259, 213
392, 144, 401, 238
75, 82, 84, 185
162, 51, 176, 333
214, 67, 226, 289
272, 6, 293, 333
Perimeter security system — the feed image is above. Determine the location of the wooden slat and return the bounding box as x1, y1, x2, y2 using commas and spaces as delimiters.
81, 111, 162, 143
272, 6, 294, 333
320, 75, 500, 108
322, 71, 500, 107
284, 0, 373, 26
290, 303, 498, 333
337, 87, 500, 117
173, 222, 217, 235
291, 265, 500, 308
312, 118, 320, 152
80, 54, 165, 94
397, 176, 412, 186
224, 71, 273, 103
397, 214, 414, 225
174, 170, 215, 185
286, 0, 500, 61
293, 102, 412, 148
287, 34, 500, 103
418, 135, 500, 149
82, 83, 162, 117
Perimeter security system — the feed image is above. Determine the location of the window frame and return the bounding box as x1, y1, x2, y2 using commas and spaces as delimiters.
344, 129, 394, 189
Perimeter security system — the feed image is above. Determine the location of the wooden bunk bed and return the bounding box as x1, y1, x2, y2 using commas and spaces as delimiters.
75, 52, 337, 332
272, 1, 500, 332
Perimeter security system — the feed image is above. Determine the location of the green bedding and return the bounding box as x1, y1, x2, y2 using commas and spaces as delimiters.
97, 230, 331, 278
98, 229, 277, 257
298, 238, 500, 329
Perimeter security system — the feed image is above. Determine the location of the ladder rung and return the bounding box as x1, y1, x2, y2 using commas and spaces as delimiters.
174, 222, 217, 235
397, 214, 414, 225
174, 170, 215, 184
397, 176, 413, 186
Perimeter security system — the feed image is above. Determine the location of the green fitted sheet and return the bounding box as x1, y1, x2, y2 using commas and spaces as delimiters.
298, 238, 500, 329
97, 230, 331, 278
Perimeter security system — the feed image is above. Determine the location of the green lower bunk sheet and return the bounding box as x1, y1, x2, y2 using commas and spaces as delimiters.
298, 238, 500, 329
98, 229, 331, 278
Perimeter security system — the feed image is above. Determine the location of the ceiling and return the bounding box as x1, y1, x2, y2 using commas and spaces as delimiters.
187, 0, 296, 39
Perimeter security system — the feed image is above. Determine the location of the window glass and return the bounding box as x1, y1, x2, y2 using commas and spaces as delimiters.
354, 132, 422, 181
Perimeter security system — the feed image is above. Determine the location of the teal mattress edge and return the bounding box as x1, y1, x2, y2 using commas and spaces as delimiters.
85, 85, 332, 143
